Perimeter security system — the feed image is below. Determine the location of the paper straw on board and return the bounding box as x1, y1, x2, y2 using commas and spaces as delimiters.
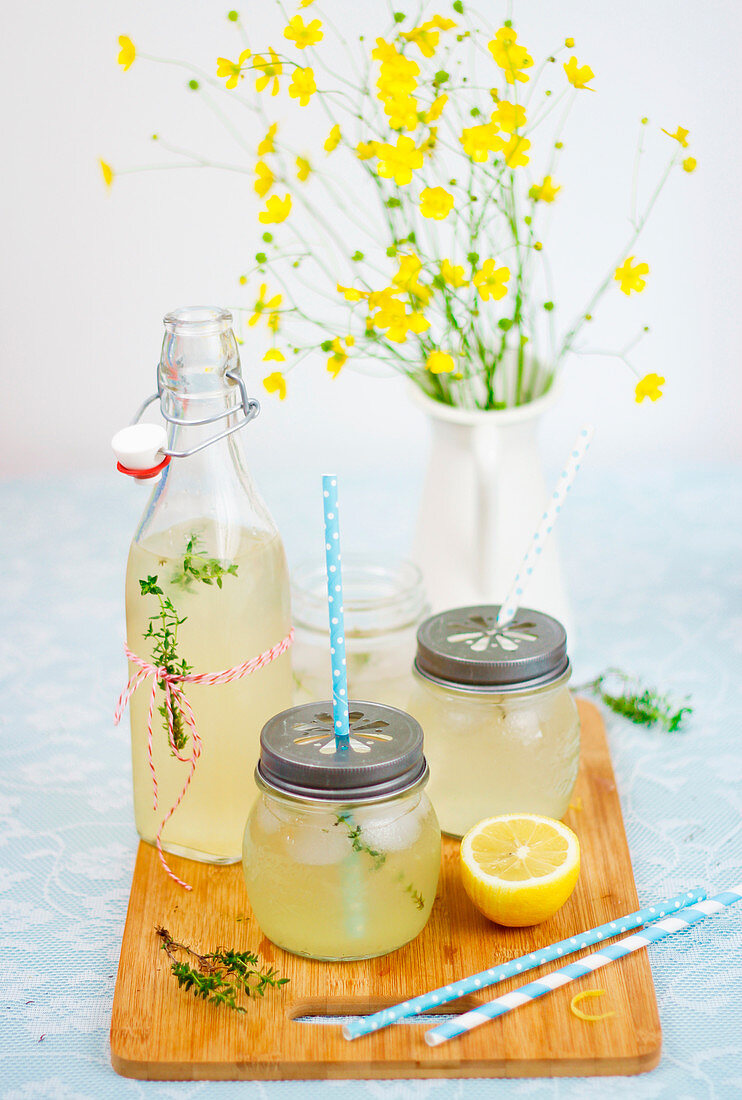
342, 887, 706, 1040
424, 886, 742, 1046
496, 425, 594, 628
322, 475, 350, 749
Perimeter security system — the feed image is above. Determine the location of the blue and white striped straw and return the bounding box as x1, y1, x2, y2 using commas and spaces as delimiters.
497, 425, 594, 627
322, 475, 350, 750
425, 886, 742, 1046
342, 888, 705, 1040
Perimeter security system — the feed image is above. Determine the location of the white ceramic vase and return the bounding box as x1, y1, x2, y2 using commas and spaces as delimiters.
410, 384, 573, 638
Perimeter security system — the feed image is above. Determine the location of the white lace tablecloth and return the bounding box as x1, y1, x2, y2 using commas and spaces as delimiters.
1, 465, 741, 1099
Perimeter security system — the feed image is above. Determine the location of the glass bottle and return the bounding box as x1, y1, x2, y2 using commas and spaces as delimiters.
291, 554, 429, 710
242, 700, 441, 961
406, 605, 580, 837
124, 306, 293, 863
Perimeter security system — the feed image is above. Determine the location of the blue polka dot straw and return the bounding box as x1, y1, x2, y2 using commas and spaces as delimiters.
342, 887, 706, 1040
322, 475, 350, 750
496, 425, 594, 628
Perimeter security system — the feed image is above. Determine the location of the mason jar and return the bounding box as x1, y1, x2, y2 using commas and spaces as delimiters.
291, 555, 429, 710
407, 605, 580, 838
242, 701, 441, 961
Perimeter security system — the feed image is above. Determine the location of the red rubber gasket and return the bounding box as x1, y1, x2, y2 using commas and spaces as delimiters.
116, 455, 171, 479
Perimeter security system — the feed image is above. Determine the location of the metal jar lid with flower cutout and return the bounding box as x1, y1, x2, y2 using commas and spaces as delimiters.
257, 701, 428, 802
414, 605, 570, 693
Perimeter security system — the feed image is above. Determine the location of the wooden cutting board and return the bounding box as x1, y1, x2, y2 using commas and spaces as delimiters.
110, 699, 661, 1079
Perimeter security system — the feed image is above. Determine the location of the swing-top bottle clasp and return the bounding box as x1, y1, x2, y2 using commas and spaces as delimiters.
111, 367, 261, 479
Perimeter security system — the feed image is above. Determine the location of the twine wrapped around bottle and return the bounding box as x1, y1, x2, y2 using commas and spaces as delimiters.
114, 628, 294, 889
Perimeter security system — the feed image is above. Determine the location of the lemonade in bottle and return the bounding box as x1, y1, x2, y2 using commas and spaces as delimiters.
121, 307, 293, 863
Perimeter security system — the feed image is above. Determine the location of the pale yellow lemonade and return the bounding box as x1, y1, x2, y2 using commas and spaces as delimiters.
126, 518, 292, 861
406, 677, 580, 838
242, 786, 441, 960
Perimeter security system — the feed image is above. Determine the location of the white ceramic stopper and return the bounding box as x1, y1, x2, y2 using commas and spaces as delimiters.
111, 424, 168, 470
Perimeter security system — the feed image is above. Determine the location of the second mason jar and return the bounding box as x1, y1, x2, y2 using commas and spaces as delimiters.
407, 605, 581, 838
291, 555, 429, 709
242, 700, 441, 961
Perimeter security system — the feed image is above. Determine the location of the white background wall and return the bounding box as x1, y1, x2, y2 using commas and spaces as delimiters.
1, 0, 740, 482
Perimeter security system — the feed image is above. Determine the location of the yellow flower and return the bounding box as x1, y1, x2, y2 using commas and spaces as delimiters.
267, 311, 281, 333
296, 155, 311, 181
263, 372, 287, 400
426, 15, 457, 30
371, 38, 399, 64
614, 256, 649, 295
473, 259, 511, 301
635, 373, 665, 402
216, 49, 251, 89
258, 123, 278, 155
117, 35, 135, 71
299, 0, 315, 6
283, 15, 323, 48
356, 140, 378, 160
491, 100, 526, 133
440, 259, 468, 288
662, 125, 690, 148
563, 56, 594, 90
327, 337, 348, 378
420, 186, 454, 220
460, 122, 503, 163
529, 175, 560, 202
383, 94, 419, 131
375, 135, 423, 185
392, 254, 431, 302
99, 159, 114, 188
377, 53, 419, 99
502, 134, 530, 168
324, 124, 341, 152
426, 350, 455, 374
488, 27, 534, 85
258, 194, 292, 223
264, 348, 286, 362
425, 94, 448, 123
254, 48, 283, 96
682, 156, 697, 172
372, 296, 429, 343
249, 284, 282, 326
337, 283, 369, 302
288, 66, 316, 106
368, 286, 400, 311
400, 25, 439, 58
419, 127, 438, 156
565, 37, 575, 48
254, 160, 274, 197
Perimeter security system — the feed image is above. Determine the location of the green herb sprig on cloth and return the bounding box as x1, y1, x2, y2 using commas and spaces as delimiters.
578, 669, 692, 733
156, 926, 288, 1013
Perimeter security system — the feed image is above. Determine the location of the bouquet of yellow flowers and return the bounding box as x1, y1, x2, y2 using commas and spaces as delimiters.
106, 4, 695, 410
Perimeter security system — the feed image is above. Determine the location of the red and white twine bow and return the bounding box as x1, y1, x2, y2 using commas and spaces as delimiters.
114, 628, 294, 890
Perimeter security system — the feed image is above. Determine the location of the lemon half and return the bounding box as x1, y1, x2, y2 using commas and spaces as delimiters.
460, 813, 580, 927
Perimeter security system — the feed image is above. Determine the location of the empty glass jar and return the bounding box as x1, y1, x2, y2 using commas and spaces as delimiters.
291, 555, 428, 709
242, 700, 441, 961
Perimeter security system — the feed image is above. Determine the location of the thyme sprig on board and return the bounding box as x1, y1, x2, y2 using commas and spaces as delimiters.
578, 668, 692, 733
155, 926, 288, 1013
139, 532, 238, 752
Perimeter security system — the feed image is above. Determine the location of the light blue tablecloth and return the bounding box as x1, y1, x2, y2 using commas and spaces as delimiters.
1, 464, 741, 1099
